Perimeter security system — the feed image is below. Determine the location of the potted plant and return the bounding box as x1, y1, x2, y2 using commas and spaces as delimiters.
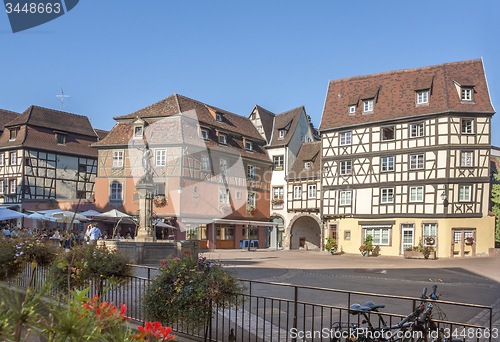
153, 195, 167, 208
246, 205, 257, 216
272, 198, 284, 206
359, 235, 373, 257
424, 236, 435, 246
325, 237, 337, 254
465, 236, 474, 245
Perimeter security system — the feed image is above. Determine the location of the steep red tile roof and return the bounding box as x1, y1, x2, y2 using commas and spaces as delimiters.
22, 127, 98, 157
93, 114, 271, 163
114, 94, 265, 142
0, 109, 19, 132
6, 105, 97, 137
94, 129, 109, 141
286, 141, 321, 180
320, 59, 495, 131
268, 106, 304, 147
252, 105, 275, 143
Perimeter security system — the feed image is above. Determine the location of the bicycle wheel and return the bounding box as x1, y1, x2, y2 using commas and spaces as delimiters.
330, 322, 358, 342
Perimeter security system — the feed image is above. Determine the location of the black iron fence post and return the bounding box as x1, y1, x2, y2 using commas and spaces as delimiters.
292, 285, 298, 342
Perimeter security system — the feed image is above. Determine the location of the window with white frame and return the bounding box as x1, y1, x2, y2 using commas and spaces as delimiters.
10, 152, 17, 166
363, 99, 373, 112
155, 149, 166, 166
218, 133, 227, 145
461, 151, 473, 167
273, 155, 284, 170
349, 105, 356, 114
216, 113, 223, 122
423, 223, 437, 246
245, 140, 253, 151
9, 129, 17, 141
308, 184, 316, 199
340, 190, 351, 205
304, 161, 311, 170
112, 151, 123, 167
340, 132, 351, 146
381, 126, 395, 141
220, 159, 228, 175
247, 165, 255, 179
273, 187, 284, 199
339, 160, 352, 175
381, 188, 394, 203
219, 188, 230, 206
134, 126, 143, 138
461, 88, 472, 101
410, 186, 424, 202
410, 154, 424, 169
200, 128, 209, 140
293, 185, 302, 200
0, 153, 4, 166
9, 179, 16, 194
110, 181, 122, 200
0, 180, 3, 194
381, 157, 394, 172
278, 130, 285, 139
247, 192, 256, 207
201, 155, 211, 171
410, 123, 424, 138
461, 119, 473, 134
235, 191, 242, 200
365, 228, 390, 245
417, 91, 429, 104
459, 185, 472, 201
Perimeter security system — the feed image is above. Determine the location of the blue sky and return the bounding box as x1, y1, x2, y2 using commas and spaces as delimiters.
1, 0, 500, 145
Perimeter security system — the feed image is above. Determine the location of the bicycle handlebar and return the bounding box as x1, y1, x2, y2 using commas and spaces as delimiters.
430, 285, 438, 300
421, 287, 427, 299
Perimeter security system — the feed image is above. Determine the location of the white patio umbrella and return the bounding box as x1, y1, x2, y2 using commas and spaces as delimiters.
79, 210, 102, 219
98, 209, 132, 238
0, 209, 27, 221
152, 219, 176, 229
43, 210, 88, 222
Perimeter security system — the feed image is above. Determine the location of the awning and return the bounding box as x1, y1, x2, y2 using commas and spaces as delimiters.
359, 220, 395, 228
180, 218, 278, 228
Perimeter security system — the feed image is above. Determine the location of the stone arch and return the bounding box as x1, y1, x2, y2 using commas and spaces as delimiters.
286, 213, 323, 250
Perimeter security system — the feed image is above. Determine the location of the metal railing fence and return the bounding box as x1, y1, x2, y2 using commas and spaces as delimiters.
6, 264, 494, 342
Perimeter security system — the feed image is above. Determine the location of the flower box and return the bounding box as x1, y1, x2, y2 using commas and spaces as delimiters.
153, 195, 167, 208
404, 251, 436, 259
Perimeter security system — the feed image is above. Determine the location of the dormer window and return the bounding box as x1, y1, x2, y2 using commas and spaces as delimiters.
9, 128, 18, 141
278, 130, 285, 139
461, 88, 473, 101
245, 140, 253, 151
363, 99, 374, 112
417, 90, 429, 104
56, 133, 66, 145
134, 126, 143, 138
218, 133, 227, 145
216, 113, 223, 122
304, 161, 311, 170
200, 128, 209, 140
349, 105, 356, 114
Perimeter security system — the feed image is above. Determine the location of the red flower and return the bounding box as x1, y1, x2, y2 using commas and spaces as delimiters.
159, 326, 176, 340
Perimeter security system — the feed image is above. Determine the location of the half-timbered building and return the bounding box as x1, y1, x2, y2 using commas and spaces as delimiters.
92, 94, 274, 249
319, 59, 496, 257
0, 106, 100, 212
285, 141, 322, 249
249, 105, 318, 249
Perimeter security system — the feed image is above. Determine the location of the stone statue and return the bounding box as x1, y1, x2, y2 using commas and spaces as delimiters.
135, 143, 153, 182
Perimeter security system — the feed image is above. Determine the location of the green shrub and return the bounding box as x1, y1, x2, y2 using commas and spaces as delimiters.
52, 243, 132, 291
0, 239, 26, 281
143, 252, 245, 330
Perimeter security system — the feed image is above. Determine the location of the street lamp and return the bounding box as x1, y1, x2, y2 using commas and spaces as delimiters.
440, 191, 449, 208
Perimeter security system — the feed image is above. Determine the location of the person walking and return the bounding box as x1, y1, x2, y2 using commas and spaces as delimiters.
87, 224, 102, 244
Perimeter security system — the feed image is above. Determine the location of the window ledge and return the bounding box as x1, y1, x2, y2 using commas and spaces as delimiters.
415, 103, 429, 107
362, 111, 374, 115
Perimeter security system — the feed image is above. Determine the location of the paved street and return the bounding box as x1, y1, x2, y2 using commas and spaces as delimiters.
134, 250, 500, 341
199, 249, 500, 333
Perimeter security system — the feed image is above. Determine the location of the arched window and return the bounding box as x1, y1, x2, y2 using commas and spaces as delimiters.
110, 181, 122, 201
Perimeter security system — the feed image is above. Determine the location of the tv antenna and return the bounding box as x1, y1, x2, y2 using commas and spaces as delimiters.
56, 88, 70, 110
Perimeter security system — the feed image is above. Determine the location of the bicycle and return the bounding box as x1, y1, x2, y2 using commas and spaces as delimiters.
330, 285, 464, 342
